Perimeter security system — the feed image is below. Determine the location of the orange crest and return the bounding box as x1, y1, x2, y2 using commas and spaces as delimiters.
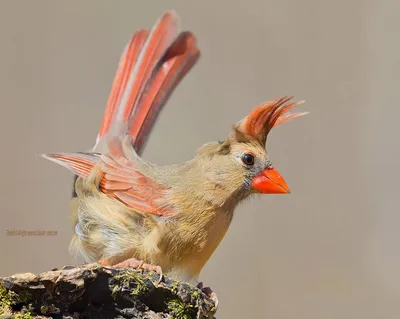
234, 96, 307, 146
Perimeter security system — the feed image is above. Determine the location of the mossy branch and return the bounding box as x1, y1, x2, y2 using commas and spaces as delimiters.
0, 263, 216, 319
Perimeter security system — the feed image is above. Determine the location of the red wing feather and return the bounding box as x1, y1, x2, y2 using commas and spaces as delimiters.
43, 153, 100, 178
99, 137, 175, 216
43, 140, 175, 217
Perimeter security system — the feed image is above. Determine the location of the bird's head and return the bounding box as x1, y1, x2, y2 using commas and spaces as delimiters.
194, 97, 307, 204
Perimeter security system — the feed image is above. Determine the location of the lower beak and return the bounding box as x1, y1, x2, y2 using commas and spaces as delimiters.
251, 168, 290, 194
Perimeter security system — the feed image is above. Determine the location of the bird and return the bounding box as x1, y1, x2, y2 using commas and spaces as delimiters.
43, 10, 307, 292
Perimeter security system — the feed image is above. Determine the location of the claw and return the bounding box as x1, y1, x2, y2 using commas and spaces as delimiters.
99, 257, 163, 283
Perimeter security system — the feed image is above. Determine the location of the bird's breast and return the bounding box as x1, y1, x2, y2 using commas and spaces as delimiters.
158, 208, 233, 280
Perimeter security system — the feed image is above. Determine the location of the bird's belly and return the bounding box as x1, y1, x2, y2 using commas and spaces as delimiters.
158, 210, 233, 281
69, 192, 156, 263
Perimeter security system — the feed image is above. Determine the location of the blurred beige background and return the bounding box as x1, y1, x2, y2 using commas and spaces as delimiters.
0, 1, 399, 318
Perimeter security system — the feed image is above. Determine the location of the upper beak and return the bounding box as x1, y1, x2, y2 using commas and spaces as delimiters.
251, 167, 290, 194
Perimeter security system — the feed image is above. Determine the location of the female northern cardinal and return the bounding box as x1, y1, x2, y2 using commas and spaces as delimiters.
43, 11, 306, 285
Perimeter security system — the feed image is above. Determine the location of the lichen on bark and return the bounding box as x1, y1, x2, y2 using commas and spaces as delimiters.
0, 263, 216, 319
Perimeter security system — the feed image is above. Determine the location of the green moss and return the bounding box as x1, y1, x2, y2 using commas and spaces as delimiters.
111, 270, 148, 299
0, 285, 17, 316
128, 272, 147, 295
0, 286, 33, 318
167, 299, 195, 319
111, 285, 121, 300
191, 290, 199, 299
14, 305, 34, 319
171, 281, 180, 294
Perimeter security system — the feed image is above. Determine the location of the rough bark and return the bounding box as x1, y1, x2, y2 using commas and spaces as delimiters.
0, 263, 217, 319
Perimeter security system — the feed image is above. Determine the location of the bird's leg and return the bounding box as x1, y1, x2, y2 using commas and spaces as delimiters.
197, 282, 219, 310
98, 257, 163, 282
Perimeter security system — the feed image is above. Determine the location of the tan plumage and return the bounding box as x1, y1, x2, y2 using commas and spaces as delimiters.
43, 11, 307, 284
69, 162, 234, 281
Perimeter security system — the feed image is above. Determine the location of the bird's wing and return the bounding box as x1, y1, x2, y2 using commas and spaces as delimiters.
44, 136, 176, 217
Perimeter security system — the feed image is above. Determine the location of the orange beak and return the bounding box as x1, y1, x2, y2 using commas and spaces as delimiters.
251, 168, 290, 194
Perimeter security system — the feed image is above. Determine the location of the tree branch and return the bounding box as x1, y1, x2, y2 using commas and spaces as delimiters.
0, 263, 217, 319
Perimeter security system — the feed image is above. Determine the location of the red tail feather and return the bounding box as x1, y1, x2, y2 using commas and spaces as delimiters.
97, 30, 149, 141
128, 31, 200, 152
44, 11, 200, 203
95, 11, 199, 155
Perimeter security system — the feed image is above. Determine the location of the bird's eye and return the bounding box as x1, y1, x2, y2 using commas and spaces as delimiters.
241, 153, 255, 166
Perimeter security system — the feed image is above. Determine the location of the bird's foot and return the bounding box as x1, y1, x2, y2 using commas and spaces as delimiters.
197, 282, 219, 310
99, 257, 163, 282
